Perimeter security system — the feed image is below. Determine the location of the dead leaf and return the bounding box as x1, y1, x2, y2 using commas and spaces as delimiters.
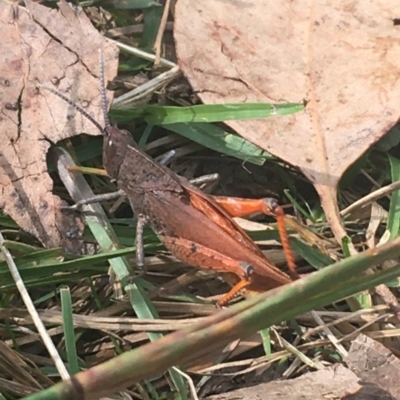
345, 334, 400, 399
0, 0, 118, 251
204, 365, 362, 400
174, 1, 400, 245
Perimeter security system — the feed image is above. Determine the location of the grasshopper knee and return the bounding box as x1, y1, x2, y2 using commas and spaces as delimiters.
238, 261, 254, 280
260, 197, 282, 216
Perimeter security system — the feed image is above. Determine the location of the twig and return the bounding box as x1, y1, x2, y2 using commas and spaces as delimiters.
272, 327, 324, 372
113, 65, 181, 110
310, 310, 348, 358
106, 22, 174, 39
172, 367, 199, 400
154, 0, 172, 65
107, 38, 176, 68
340, 179, 400, 217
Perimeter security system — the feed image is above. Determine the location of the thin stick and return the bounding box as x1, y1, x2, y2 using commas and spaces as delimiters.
340, 179, 400, 217
0, 233, 70, 380
113, 65, 180, 109
108, 38, 176, 68
172, 367, 199, 400
154, 0, 172, 65
310, 310, 348, 358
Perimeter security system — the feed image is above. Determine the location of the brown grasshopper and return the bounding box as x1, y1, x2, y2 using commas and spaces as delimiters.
41, 50, 298, 306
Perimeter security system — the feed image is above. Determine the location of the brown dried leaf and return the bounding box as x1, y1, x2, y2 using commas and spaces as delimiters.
204, 365, 362, 400
174, 1, 400, 244
345, 334, 400, 399
0, 0, 118, 251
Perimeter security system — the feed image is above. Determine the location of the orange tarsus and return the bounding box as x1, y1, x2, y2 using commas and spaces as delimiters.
218, 278, 251, 306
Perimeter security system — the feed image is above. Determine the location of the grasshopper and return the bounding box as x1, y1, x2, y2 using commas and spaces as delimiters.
40, 50, 298, 306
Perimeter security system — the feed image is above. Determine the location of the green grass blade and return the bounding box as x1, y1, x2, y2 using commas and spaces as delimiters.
289, 238, 332, 270
109, 102, 304, 165
0, 211, 19, 228
101, 0, 161, 9
60, 287, 80, 375
284, 189, 316, 223
144, 102, 305, 125
110, 102, 304, 124
259, 328, 271, 357
165, 122, 271, 165
142, 4, 162, 48
388, 154, 400, 239
1, 240, 39, 255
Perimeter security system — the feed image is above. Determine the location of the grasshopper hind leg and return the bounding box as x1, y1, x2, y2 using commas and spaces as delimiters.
211, 196, 297, 277
160, 235, 257, 307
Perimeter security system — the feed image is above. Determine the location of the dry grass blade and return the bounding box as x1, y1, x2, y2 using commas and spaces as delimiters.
340, 180, 400, 217
310, 310, 347, 358
1, 307, 203, 332
113, 65, 181, 109
271, 327, 324, 371
108, 38, 176, 67
153, 0, 172, 65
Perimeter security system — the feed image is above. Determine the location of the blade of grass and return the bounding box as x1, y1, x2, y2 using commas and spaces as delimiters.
0, 271, 107, 292
109, 102, 303, 165
289, 237, 332, 270
341, 236, 370, 310
113, 66, 181, 110
109, 38, 176, 68
110, 102, 304, 124
60, 287, 80, 375
138, 124, 154, 148
142, 4, 163, 48
0, 244, 61, 260
165, 122, 272, 165
259, 327, 271, 357
101, 0, 161, 9
0, 247, 137, 285
388, 154, 400, 240
143, 102, 305, 124
0, 211, 19, 228
284, 189, 317, 223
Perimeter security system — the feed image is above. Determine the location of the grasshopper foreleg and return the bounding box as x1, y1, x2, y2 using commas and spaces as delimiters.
63, 173, 218, 211
134, 214, 148, 275
62, 189, 126, 210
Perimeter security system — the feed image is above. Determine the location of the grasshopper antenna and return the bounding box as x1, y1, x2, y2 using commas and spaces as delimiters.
38, 48, 114, 134
98, 48, 111, 129
39, 83, 104, 132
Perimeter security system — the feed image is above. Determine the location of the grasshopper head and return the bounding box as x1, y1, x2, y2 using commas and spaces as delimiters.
103, 126, 136, 180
